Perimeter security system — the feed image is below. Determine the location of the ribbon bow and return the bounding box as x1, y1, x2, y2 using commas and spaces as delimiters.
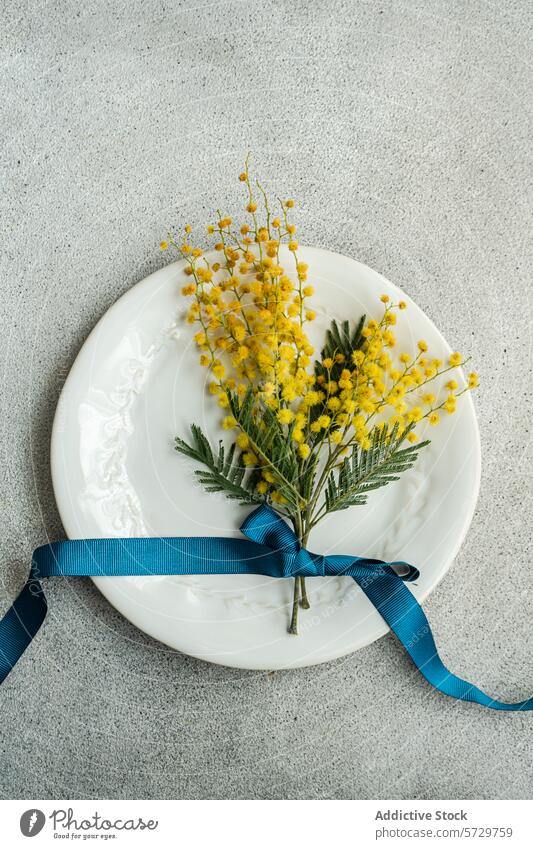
240, 506, 418, 581
1, 505, 532, 710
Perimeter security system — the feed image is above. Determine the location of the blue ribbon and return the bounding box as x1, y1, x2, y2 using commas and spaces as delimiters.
1, 504, 531, 709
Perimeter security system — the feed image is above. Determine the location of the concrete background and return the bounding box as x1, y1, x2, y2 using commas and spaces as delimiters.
1, 0, 532, 799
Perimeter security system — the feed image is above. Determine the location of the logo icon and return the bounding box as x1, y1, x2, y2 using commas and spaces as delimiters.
20, 809, 46, 837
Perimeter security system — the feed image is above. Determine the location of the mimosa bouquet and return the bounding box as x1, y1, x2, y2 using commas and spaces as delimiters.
161, 163, 478, 634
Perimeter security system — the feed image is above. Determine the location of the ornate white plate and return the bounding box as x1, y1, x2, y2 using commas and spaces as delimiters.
51, 247, 480, 669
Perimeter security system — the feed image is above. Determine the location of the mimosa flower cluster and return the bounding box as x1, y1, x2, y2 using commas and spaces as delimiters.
165, 164, 478, 632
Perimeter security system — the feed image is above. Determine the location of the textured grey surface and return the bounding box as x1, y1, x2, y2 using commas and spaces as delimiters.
1, 0, 532, 800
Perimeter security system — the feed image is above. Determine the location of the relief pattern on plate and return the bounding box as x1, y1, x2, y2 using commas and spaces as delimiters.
89, 317, 182, 536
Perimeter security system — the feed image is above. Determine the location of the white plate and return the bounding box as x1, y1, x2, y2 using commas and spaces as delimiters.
51, 247, 481, 669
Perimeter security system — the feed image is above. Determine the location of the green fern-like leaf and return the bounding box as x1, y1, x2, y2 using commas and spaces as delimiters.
322, 424, 430, 516
227, 389, 304, 510
319, 316, 366, 365
309, 316, 366, 431
175, 425, 260, 504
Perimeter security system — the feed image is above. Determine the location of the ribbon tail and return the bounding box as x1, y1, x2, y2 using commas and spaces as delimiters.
0, 577, 47, 684
354, 572, 533, 711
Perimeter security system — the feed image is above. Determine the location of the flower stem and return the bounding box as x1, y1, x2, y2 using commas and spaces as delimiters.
299, 529, 311, 609
300, 576, 310, 609
289, 577, 301, 634
288, 522, 312, 633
